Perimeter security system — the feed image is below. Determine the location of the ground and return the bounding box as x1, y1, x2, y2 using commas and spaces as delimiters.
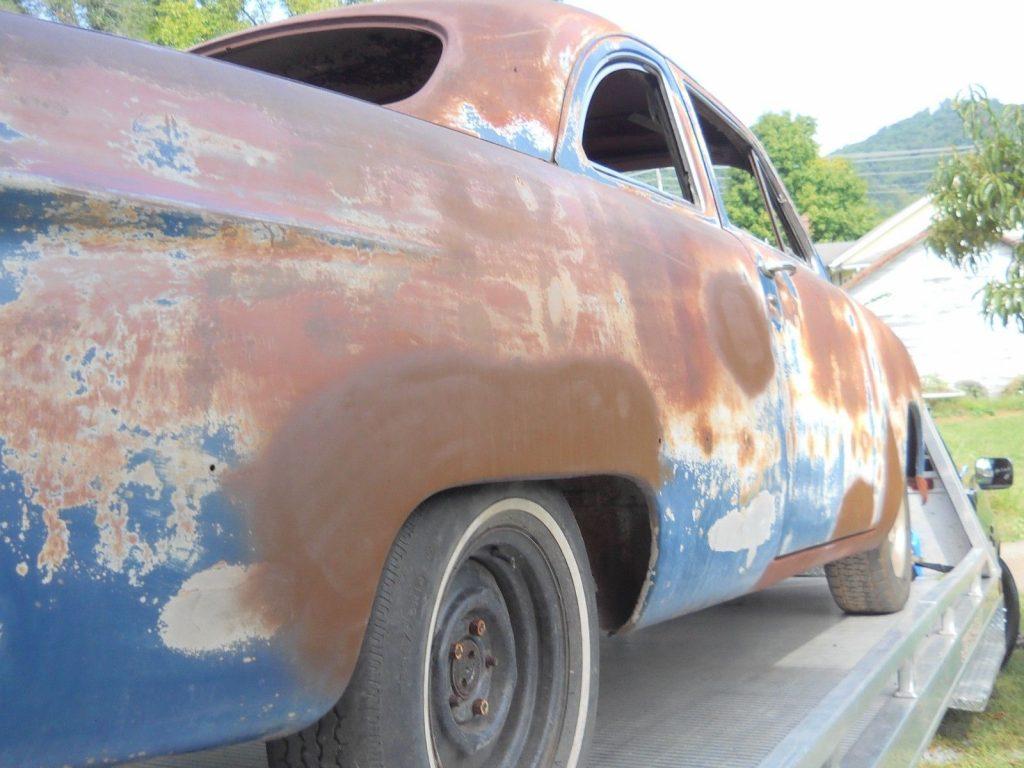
921, 399, 1024, 767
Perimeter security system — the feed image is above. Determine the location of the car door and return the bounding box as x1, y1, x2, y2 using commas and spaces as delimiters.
760, 162, 890, 553
557, 41, 799, 620
684, 86, 887, 554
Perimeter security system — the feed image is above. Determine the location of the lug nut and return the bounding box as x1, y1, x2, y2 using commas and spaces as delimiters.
451, 642, 464, 660
469, 618, 486, 637
472, 698, 489, 717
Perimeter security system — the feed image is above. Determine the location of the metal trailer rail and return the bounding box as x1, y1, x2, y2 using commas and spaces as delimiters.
130, 409, 1009, 768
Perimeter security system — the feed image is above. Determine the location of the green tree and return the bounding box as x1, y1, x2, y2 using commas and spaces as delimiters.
722, 112, 880, 243
283, 0, 334, 15
147, 0, 245, 48
5, 0, 156, 36
929, 89, 1024, 330
3, 0, 372, 47
83, 0, 156, 39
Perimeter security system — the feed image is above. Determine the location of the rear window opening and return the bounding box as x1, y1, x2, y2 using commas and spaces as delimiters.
209, 27, 443, 105
581, 67, 694, 203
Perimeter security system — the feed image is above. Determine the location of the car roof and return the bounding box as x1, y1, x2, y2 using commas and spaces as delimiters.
193, 0, 622, 160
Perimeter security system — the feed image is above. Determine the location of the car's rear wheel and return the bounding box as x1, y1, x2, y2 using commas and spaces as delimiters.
825, 490, 913, 614
266, 484, 598, 768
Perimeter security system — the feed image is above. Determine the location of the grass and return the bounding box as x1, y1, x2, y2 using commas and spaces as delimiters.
931, 401, 1024, 542
929, 394, 1024, 420
920, 399, 1024, 767
923, 654, 1024, 767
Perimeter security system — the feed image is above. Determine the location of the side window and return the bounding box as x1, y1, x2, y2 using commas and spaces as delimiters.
690, 93, 804, 258
582, 67, 696, 203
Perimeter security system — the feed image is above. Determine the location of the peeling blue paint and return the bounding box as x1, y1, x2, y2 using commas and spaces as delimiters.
133, 117, 195, 176
0, 188, 48, 305
781, 448, 846, 554
0, 428, 327, 768
0, 122, 23, 142
638, 388, 792, 627
202, 424, 241, 465
456, 103, 552, 161
0, 268, 21, 305
155, 209, 212, 238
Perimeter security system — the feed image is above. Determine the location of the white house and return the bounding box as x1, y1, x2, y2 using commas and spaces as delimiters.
833, 197, 1024, 394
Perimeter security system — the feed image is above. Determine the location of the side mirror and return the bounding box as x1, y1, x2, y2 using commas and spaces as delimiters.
976, 457, 1013, 490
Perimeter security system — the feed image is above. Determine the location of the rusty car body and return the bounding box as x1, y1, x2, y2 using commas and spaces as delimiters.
0, 1, 924, 765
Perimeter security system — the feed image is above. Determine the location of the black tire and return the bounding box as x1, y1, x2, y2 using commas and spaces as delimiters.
267, 484, 599, 768
1000, 556, 1020, 668
825, 490, 912, 614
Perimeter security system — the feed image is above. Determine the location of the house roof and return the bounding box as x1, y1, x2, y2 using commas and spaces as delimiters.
840, 200, 1020, 291
815, 241, 855, 266
842, 231, 930, 290
830, 196, 934, 271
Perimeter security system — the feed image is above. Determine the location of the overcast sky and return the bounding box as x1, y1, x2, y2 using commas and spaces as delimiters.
571, 0, 1024, 152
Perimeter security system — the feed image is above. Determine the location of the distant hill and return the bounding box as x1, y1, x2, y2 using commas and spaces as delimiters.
832, 99, 1013, 217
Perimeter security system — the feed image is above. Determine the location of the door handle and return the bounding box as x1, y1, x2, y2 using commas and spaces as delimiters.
759, 262, 797, 279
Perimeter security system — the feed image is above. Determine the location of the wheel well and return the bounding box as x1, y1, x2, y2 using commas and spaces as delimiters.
408, 475, 655, 635
906, 402, 924, 478
549, 475, 655, 633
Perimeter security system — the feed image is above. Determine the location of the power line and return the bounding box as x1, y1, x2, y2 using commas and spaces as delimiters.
836, 145, 972, 161
867, 188, 930, 195
856, 169, 938, 178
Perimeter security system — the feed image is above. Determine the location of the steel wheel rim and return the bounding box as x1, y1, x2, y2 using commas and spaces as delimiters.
422, 498, 591, 768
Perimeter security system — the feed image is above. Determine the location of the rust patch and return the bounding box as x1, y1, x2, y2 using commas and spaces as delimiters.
705, 273, 774, 398
831, 478, 875, 540
37, 508, 70, 579
790, 271, 869, 414
228, 354, 662, 691
737, 429, 755, 466
694, 412, 715, 456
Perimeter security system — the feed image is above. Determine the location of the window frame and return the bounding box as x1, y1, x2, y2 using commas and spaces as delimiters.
196, 20, 448, 108
558, 47, 706, 214
752, 151, 817, 261
686, 88, 816, 263
750, 152, 796, 256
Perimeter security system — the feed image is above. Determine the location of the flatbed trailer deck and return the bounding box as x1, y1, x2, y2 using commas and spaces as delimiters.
127, 410, 1010, 768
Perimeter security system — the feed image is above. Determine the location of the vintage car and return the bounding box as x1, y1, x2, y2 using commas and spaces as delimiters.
0, 1, 928, 766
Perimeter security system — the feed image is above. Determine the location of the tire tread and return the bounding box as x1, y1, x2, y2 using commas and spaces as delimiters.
825, 496, 912, 615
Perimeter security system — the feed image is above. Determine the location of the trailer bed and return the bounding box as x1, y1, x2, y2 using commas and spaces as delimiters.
131, 570, 994, 768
